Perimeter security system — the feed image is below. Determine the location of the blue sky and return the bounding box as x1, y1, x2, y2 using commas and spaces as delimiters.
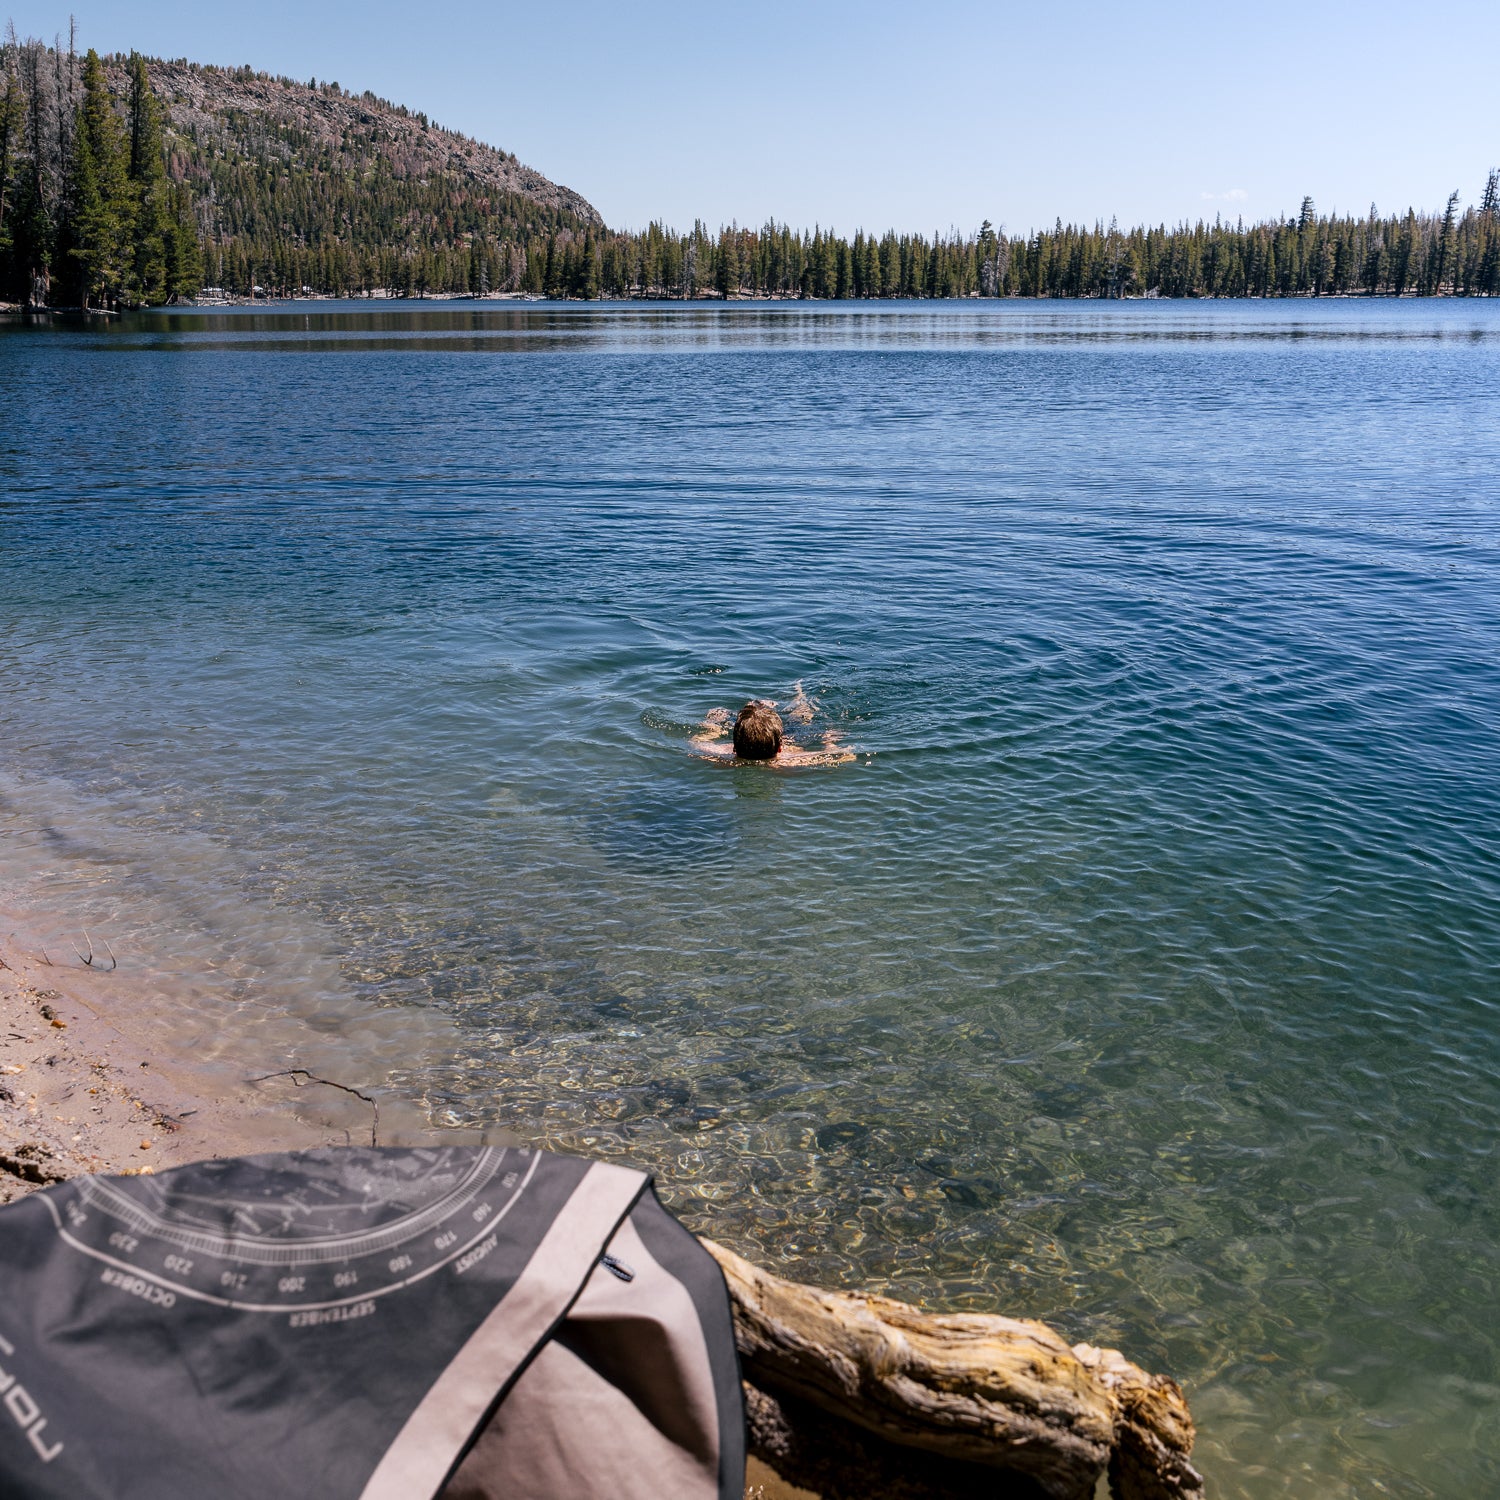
9, 1, 1498, 235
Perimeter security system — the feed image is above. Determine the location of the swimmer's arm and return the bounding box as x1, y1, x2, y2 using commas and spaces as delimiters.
692, 739, 735, 760
691, 707, 733, 743
773, 736, 855, 767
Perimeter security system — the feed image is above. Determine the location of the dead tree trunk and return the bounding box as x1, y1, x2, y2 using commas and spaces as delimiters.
702, 1241, 1204, 1500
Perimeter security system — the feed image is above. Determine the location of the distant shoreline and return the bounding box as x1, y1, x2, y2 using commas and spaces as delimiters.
5, 289, 1488, 316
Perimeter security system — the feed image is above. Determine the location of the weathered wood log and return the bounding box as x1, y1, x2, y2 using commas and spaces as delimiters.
702, 1240, 1204, 1500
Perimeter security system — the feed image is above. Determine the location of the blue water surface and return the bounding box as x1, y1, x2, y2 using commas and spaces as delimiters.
1, 299, 1498, 1498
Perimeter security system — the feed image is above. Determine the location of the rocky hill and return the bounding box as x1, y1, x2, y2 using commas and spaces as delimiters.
34, 53, 604, 298
123, 58, 600, 227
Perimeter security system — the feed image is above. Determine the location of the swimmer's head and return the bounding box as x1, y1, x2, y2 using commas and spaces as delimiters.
732, 701, 783, 761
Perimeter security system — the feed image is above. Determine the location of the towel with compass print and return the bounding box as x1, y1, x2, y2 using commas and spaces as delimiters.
0, 1145, 745, 1500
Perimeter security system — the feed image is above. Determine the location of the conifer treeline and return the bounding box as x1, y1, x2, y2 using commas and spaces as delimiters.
0, 32, 201, 306
3, 29, 1499, 306
457, 194, 1500, 301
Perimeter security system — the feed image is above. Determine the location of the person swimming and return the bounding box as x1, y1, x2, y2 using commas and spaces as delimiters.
732, 699, 783, 759
691, 687, 854, 768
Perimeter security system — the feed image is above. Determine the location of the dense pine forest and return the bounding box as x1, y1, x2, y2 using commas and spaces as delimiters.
3, 28, 1498, 307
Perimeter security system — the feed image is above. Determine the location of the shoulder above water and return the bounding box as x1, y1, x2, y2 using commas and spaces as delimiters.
688, 739, 856, 770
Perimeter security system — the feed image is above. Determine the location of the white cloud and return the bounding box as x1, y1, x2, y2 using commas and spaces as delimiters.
1199, 188, 1249, 202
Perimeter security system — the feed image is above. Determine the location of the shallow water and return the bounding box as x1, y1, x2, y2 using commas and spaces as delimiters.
2, 299, 1498, 1497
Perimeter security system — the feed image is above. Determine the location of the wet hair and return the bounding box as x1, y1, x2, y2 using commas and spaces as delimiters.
732, 701, 783, 761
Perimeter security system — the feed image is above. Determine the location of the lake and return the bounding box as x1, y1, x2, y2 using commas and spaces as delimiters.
2, 299, 1497, 1498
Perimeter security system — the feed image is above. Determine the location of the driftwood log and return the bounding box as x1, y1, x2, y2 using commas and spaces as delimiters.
703, 1241, 1204, 1500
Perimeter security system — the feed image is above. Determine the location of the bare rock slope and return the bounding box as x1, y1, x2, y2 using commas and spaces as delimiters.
117, 56, 601, 227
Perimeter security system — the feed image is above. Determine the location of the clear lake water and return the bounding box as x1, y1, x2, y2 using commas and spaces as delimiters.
1, 299, 1497, 1497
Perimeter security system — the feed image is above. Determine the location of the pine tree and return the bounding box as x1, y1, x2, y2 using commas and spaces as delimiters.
814, 230, 836, 298
715, 224, 740, 298
67, 49, 130, 308
520, 242, 543, 294
835, 238, 852, 299
164, 182, 202, 298
0, 51, 20, 263
578, 231, 601, 298
9, 36, 53, 305
1434, 189, 1461, 294
859, 231, 880, 297
1476, 171, 1500, 297
125, 54, 169, 303
977, 218, 999, 296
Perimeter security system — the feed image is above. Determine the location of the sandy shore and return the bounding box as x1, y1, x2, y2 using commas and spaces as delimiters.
0, 919, 397, 1202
